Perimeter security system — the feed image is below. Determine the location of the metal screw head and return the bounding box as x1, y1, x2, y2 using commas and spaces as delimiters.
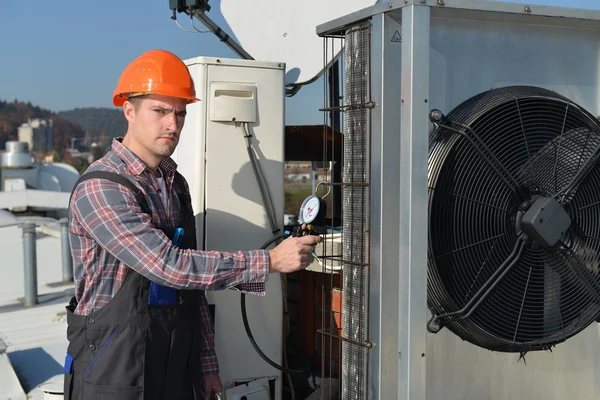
427, 319, 442, 333
420, 0, 426, 3
388, 2, 393, 8
437, 0, 445, 5
524, 5, 531, 13
429, 109, 444, 123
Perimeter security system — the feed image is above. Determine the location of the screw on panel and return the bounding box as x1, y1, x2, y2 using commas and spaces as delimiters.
437, 0, 445, 5
524, 6, 532, 13
389, 2, 393, 8
420, 0, 426, 4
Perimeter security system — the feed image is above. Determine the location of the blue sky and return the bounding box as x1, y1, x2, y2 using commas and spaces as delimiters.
0, 0, 598, 125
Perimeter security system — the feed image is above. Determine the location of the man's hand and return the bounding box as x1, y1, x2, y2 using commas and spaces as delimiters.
268, 234, 322, 273
203, 374, 223, 400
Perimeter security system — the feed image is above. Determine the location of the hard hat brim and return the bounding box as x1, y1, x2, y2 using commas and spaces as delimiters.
112, 93, 201, 107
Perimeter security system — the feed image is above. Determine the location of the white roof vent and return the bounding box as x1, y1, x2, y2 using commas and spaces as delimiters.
0, 141, 35, 169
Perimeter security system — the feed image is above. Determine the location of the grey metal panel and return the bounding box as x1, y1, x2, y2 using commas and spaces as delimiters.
398, 5, 429, 400
425, 16, 600, 400
430, 0, 600, 23
426, 325, 600, 399
427, 17, 600, 128
430, 2, 600, 31
368, 12, 403, 400
317, 0, 600, 37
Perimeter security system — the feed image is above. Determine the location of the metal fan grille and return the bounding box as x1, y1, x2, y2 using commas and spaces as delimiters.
428, 86, 600, 352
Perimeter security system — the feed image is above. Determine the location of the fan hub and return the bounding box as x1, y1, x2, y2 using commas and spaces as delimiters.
516, 197, 571, 247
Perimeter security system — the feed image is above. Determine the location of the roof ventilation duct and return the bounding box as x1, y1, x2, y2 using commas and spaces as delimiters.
0, 141, 35, 169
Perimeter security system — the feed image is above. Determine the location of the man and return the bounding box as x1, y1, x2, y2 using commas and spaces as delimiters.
63, 49, 321, 400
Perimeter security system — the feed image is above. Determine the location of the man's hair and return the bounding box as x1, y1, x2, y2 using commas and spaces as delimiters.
127, 95, 149, 111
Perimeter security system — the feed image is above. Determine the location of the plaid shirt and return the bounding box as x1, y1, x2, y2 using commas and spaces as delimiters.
68, 138, 270, 374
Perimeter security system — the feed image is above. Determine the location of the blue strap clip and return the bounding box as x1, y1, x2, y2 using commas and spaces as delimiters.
173, 227, 185, 247
148, 227, 185, 306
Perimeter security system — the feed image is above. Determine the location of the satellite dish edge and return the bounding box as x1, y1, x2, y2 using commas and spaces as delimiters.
217, 0, 379, 86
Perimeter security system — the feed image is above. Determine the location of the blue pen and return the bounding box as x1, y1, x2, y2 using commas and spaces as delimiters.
173, 227, 185, 247
149, 227, 184, 306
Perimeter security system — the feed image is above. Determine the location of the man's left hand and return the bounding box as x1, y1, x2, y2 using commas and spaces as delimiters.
203, 374, 223, 400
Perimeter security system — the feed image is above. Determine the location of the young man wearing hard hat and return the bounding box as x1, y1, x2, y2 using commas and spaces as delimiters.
63, 49, 320, 400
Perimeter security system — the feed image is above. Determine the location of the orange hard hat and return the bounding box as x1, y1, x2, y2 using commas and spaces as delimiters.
112, 49, 200, 107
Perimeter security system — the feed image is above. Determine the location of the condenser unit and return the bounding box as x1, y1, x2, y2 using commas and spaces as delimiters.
315, 1, 600, 399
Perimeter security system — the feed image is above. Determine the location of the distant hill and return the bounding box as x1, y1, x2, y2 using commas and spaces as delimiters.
57, 107, 126, 141
0, 99, 84, 150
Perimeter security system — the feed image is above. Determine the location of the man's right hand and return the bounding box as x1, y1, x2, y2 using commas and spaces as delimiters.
268, 235, 322, 273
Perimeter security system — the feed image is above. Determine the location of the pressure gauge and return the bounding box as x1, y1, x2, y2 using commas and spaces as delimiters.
299, 195, 325, 224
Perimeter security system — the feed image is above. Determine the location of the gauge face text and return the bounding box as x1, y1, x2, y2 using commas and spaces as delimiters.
301, 196, 320, 223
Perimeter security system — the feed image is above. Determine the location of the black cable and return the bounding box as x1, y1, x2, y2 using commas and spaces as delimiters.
241, 293, 307, 373
259, 233, 286, 250
239, 122, 308, 389
238, 236, 309, 374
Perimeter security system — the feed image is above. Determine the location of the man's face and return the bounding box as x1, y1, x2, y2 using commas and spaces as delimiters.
124, 94, 187, 159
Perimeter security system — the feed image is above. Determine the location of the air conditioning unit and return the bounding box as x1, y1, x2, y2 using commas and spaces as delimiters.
170, 57, 285, 397
316, 1, 600, 399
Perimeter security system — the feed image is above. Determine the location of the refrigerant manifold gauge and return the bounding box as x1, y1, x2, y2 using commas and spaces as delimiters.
299, 195, 324, 224
294, 194, 327, 237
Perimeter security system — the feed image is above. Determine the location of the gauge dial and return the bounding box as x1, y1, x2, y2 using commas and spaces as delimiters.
300, 195, 321, 224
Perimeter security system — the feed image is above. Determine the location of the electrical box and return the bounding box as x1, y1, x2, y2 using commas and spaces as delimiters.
169, 0, 210, 12
170, 57, 285, 398
209, 83, 257, 123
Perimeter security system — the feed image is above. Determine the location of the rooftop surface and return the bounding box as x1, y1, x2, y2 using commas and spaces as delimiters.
0, 218, 71, 399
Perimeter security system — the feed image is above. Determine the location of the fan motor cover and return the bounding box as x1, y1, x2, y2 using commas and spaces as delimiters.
427, 86, 600, 352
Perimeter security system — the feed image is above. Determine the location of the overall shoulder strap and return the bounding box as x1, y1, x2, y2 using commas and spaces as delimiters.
172, 171, 186, 195
172, 171, 191, 212
70, 171, 150, 213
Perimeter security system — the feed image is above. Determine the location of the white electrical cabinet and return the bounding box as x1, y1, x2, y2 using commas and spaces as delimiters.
171, 57, 286, 398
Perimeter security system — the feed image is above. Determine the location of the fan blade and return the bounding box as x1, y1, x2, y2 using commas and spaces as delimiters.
428, 238, 526, 330
557, 242, 600, 305
555, 142, 600, 202
433, 120, 526, 201
542, 256, 565, 339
